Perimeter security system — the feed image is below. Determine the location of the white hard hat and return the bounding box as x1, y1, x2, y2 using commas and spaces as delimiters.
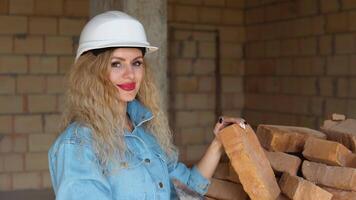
76, 11, 158, 60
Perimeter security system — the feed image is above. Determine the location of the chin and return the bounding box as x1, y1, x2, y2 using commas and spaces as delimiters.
118, 95, 137, 102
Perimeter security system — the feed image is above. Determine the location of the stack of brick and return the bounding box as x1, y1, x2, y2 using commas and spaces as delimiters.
208, 114, 356, 200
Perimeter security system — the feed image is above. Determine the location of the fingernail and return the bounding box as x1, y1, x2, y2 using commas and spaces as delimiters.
219, 117, 223, 123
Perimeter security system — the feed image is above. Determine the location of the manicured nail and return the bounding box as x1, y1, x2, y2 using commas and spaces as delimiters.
219, 117, 223, 123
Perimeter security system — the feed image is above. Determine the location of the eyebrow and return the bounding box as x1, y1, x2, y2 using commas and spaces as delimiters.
111, 56, 143, 61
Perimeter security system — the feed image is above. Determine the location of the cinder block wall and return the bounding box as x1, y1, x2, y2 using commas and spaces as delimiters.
167, 0, 245, 163
0, 0, 88, 191
244, 0, 356, 128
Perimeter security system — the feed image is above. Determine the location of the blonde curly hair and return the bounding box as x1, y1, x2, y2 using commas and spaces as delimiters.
60, 49, 176, 169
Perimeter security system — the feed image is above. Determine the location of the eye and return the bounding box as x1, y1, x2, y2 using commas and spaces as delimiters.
133, 60, 143, 67
111, 61, 121, 68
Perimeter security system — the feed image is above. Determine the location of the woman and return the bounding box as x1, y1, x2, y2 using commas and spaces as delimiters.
48, 11, 242, 200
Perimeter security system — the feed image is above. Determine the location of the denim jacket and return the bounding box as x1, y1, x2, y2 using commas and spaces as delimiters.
48, 99, 210, 200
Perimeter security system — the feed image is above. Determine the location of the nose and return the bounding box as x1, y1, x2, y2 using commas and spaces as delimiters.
123, 64, 134, 79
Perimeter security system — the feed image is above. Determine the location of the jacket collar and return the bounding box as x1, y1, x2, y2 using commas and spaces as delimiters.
127, 99, 153, 127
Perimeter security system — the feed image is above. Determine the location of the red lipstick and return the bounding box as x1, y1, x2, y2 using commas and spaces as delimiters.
117, 82, 136, 91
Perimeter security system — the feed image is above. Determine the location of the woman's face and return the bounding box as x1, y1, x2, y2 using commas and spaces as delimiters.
109, 48, 144, 102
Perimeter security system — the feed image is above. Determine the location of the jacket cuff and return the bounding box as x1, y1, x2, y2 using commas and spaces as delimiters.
188, 166, 211, 195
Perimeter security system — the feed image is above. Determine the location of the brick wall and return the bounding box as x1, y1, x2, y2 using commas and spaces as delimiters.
168, 0, 245, 163
244, 0, 356, 129
0, 0, 88, 191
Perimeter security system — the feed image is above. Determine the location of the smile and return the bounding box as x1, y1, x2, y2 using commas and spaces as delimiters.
117, 82, 136, 91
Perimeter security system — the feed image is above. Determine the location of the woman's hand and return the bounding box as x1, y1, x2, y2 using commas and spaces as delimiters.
213, 116, 246, 136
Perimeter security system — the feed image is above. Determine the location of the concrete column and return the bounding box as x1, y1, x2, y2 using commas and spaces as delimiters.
90, 0, 168, 112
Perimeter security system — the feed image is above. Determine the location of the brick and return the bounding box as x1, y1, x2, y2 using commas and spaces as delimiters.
45, 36, 73, 55
222, 9, 243, 25
265, 40, 280, 58
325, 98, 348, 117
0, 16, 27, 34
245, 7, 264, 24
332, 113, 346, 121
342, 0, 356, 9
206, 178, 247, 200
4, 154, 23, 172
335, 34, 355, 54
0, 136, 12, 152
337, 78, 349, 97
222, 77, 242, 93
219, 27, 245, 43
319, 35, 332, 55
186, 144, 207, 161
349, 11, 356, 31
322, 186, 356, 200
175, 77, 198, 92
29, 56, 58, 74
28, 95, 57, 113
326, 12, 349, 33
221, 42, 243, 59
172, 59, 192, 75
203, 0, 224, 6
0, 115, 12, 134
13, 135, 27, 152
198, 76, 215, 92
64, 0, 88, 17
0, 36, 13, 53
42, 171, 52, 188
226, 0, 244, 8
17, 75, 45, 94
327, 56, 350, 75
192, 59, 215, 75
0, 174, 12, 191
29, 17, 57, 35
279, 172, 332, 200
57, 95, 65, 112
297, 0, 318, 16
172, 93, 184, 109
321, 118, 356, 152
180, 127, 205, 145
299, 37, 317, 55
181, 41, 197, 58
0, 96, 23, 114
12, 172, 41, 190
34, 0, 63, 16
14, 35, 43, 54
265, 150, 301, 176
0, 55, 27, 74
303, 137, 355, 167
218, 124, 281, 200
280, 39, 299, 56
59, 18, 86, 36
175, 5, 199, 23
25, 152, 48, 170
29, 133, 56, 152
321, 0, 340, 13
44, 114, 60, 133
256, 124, 326, 152
198, 110, 215, 126
46, 75, 65, 94
220, 59, 244, 75
198, 41, 216, 58
199, 7, 221, 24
319, 77, 334, 96
0, 75, 15, 94
184, 94, 214, 109
281, 77, 317, 95
14, 115, 42, 133
176, 111, 200, 127
302, 160, 356, 191
0, 0, 8, 14
9, 0, 34, 14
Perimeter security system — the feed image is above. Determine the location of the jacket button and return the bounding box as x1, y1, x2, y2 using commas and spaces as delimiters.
144, 158, 150, 163
158, 182, 163, 188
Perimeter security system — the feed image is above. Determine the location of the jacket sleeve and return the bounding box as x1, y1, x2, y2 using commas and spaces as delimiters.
49, 142, 112, 200
167, 154, 210, 195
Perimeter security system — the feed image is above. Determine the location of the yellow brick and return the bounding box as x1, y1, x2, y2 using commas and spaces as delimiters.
17, 75, 45, 93
13, 135, 27, 152
0, 96, 22, 114
185, 93, 215, 109
46, 75, 65, 94
0, 115, 12, 133
335, 34, 355, 54
280, 39, 299, 56
198, 41, 215, 58
59, 56, 74, 74
199, 7, 221, 24
175, 5, 199, 23
221, 42, 243, 59
34, 0, 63, 16
14, 35, 43, 54
193, 59, 215, 75
198, 76, 215, 92
180, 127, 205, 145
0, 0, 9, 14
219, 27, 245, 43
25, 152, 48, 170
44, 114, 60, 133
220, 59, 244, 75
326, 12, 349, 33
45, 36, 73, 55
0, 55, 27, 74
4, 154, 23, 172
222, 9, 243, 25
319, 77, 334, 96
9, 0, 34, 14
176, 111, 200, 127
42, 171, 51, 188
319, 35, 332, 55
28, 95, 56, 113
13, 172, 41, 190
175, 77, 198, 92
29, 17, 57, 35
172, 59, 192, 75
29, 56, 58, 74
0, 75, 15, 94
0, 174, 12, 191
59, 18, 86, 36
222, 77, 242, 92
327, 56, 349, 75
64, 0, 89, 17
29, 133, 56, 152
182, 41, 197, 58
297, 0, 318, 16
14, 115, 42, 133
0, 36, 13, 53
0, 16, 27, 34
0, 136, 12, 152
186, 144, 207, 161
321, 0, 340, 13
299, 37, 317, 56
